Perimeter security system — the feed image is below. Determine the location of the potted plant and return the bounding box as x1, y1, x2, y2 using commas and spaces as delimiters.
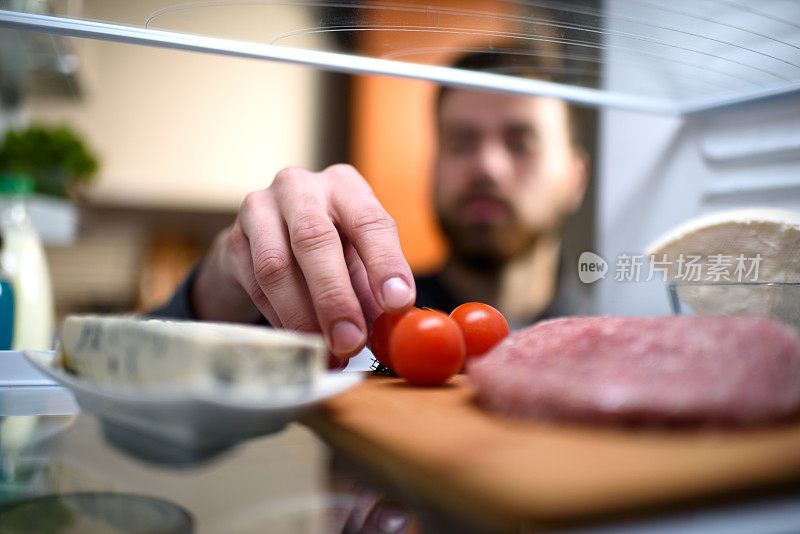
0, 125, 98, 199
0, 126, 99, 244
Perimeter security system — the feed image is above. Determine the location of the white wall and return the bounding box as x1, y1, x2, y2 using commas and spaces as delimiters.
24, 1, 324, 211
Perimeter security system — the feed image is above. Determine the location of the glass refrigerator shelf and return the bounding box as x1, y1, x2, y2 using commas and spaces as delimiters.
0, 1, 799, 114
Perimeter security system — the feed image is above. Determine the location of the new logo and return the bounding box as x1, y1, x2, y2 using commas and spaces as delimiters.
578, 252, 608, 284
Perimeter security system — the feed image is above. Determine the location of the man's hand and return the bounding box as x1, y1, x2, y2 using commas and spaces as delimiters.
193, 164, 416, 358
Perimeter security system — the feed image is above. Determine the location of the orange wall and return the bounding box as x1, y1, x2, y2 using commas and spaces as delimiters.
352, 75, 444, 272
351, 1, 518, 273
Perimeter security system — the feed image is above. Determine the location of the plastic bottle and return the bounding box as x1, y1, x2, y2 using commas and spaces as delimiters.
0, 174, 54, 350
0, 236, 13, 350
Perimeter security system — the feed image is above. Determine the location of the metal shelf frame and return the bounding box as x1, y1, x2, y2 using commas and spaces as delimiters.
1, 9, 799, 115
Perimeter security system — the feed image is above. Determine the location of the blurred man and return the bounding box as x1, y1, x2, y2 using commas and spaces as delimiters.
152, 51, 588, 359
416, 79, 587, 324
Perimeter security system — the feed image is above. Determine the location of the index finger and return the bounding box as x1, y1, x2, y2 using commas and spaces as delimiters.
327, 164, 416, 314
274, 171, 367, 358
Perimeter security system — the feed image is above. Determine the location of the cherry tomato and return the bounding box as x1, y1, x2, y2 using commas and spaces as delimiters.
368, 308, 420, 370
390, 309, 465, 386
450, 302, 510, 358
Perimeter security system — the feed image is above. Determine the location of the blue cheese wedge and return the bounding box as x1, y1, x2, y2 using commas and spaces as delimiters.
58, 315, 327, 395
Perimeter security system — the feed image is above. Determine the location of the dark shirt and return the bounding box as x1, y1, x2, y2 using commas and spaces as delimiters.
147, 266, 202, 320
149, 266, 564, 327
412, 272, 462, 313
414, 271, 562, 326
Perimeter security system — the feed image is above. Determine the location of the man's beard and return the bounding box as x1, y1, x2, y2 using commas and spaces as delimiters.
437, 213, 536, 274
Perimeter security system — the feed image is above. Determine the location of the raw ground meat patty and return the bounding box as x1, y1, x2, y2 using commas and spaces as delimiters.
466, 316, 800, 426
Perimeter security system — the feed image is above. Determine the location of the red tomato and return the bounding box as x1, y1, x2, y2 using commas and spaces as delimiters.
450, 302, 510, 358
368, 308, 420, 370
390, 309, 465, 386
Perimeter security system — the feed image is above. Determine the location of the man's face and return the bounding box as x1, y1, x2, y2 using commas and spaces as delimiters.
434, 89, 586, 269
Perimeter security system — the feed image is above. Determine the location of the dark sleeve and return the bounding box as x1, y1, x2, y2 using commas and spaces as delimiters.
413, 273, 462, 313
146, 265, 202, 320
145, 264, 271, 326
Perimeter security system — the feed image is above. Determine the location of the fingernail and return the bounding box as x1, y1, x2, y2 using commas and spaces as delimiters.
382, 277, 412, 309
331, 321, 365, 355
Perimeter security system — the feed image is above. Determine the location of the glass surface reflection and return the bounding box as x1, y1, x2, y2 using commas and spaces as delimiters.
2, 1, 799, 112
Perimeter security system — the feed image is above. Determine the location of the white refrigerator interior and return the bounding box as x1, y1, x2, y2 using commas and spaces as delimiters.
596, 0, 800, 315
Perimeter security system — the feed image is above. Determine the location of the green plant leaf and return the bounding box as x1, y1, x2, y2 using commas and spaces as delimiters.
0, 125, 99, 198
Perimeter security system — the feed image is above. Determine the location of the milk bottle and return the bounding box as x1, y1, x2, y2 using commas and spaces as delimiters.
0, 174, 54, 350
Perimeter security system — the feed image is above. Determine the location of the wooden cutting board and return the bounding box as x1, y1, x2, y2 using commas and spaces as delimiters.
301, 374, 800, 531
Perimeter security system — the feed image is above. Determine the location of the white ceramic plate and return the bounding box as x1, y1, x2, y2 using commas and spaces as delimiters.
23, 350, 363, 461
